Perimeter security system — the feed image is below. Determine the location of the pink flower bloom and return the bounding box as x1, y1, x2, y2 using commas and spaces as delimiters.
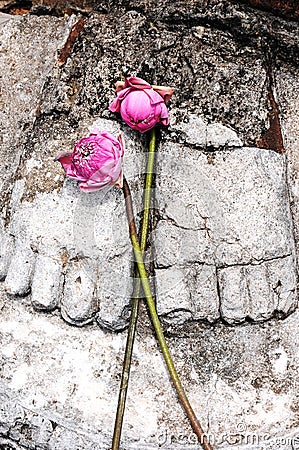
109, 76, 174, 133
55, 129, 125, 192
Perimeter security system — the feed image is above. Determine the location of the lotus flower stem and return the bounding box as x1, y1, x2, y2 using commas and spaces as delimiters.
111, 128, 156, 450
122, 176, 213, 450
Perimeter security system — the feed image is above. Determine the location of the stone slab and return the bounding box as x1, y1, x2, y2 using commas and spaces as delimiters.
154, 143, 297, 324
0, 5, 298, 450
0, 293, 299, 449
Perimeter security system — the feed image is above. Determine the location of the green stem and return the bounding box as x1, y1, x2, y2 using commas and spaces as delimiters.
122, 177, 213, 450
111, 129, 156, 450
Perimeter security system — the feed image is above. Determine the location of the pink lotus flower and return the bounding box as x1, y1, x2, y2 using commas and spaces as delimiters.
109, 76, 174, 133
55, 129, 125, 192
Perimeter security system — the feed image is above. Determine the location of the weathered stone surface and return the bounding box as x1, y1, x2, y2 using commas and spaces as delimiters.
219, 255, 297, 323
0, 227, 13, 281
4, 241, 35, 296
2, 0, 298, 22
0, 9, 148, 332
96, 252, 134, 331
0, 14, 75, 215
275, 61, 299, 259
154, 142, 297, 324
0, 114, 149, 329
0, 296, 299, 449
61, 257, 98, 325
31, 254, 63, 311
156, 264, 220, 324
0, 2, 298, 449
169, 111, 244, 149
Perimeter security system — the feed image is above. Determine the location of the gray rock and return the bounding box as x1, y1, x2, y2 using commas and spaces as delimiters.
0, 14, 75, 214
0, 8, 297, 331
155, 267, 194, 324
0, 392, 25, 435
31, 254, 63, 311
4, 241, 36, 296
0, 3, 298, 450
1, 294, 299, 450
0, 115, 146, 329
219, 255, 297, 324
0, 12, 13, 25
168, 111, 244, 150
189, 263, 220, 322
0, 227, 13, 281
154, 143, 297, 324
61, 257, 98, 326
275, 61, 299, 263
156, 264, 219, 324
96, 252, 134, 331
206, 123, 243, 149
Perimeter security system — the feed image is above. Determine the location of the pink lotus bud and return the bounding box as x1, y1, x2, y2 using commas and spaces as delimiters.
109, 76, 174, 133
55, 130, 125, 192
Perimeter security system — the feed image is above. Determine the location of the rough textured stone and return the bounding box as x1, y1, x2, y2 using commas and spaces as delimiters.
275, 61, 299, 259
0, 14, 75, 214
0, 296, 299, 449
61, 258, 98, 326
0, 2, 298, 449
2, 0, 298, 21
0, 227, 13, 281
154, 142, 297, 324
0, 115, 148, 330
31, 254, 63, 311
4, 242, 35, 296
169, 111, 244, 149
156, 264, 220, 324
0, 12, 150, 331
218, 256, 297, 323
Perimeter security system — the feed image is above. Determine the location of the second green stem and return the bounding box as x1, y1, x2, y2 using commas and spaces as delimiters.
122, 176, 213, 450
111, 128, 156, 450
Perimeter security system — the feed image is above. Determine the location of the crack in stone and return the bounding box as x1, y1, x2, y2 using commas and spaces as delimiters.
156, 213, 208, 232
155, 252, 295, 270
216, 252, 293, 269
